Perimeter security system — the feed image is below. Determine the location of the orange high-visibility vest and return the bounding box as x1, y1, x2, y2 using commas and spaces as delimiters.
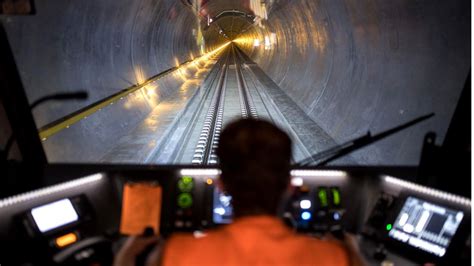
162, 216, 350, 266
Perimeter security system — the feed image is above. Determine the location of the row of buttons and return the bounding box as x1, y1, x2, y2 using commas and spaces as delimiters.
175, 176, 194, 229
285, 186, 344, 231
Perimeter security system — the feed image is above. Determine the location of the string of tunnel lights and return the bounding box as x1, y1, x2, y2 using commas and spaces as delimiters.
38, 42, 232, 141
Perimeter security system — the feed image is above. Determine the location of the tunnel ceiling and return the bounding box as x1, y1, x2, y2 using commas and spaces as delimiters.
199, 0, 253, 18
208, 15, 254, 40
0, 0, 470, 165
200, 0, 259, 47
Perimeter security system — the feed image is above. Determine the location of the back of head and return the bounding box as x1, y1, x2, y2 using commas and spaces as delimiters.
217, 119, 292, 217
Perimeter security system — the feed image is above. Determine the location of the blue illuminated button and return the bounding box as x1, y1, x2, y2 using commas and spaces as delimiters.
301, 211, 312, 221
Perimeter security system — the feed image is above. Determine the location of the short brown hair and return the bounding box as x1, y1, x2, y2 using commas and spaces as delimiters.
217, 119, 292, 217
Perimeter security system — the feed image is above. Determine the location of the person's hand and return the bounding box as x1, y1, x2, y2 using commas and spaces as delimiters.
322, 232, 367, 266
342, 233, 367, 266
114, 235, 160, 266
143, 243, 165, 266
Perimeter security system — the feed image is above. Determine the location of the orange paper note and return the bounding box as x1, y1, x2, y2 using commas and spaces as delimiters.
120, 182, 162, 235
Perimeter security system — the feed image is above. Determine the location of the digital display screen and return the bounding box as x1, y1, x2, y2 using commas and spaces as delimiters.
212, 187, 233, 224
388, 196, 464, 257
31, 199, 79, 233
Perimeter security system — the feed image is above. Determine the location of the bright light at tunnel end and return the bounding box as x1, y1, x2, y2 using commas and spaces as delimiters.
200, 41, 231, 59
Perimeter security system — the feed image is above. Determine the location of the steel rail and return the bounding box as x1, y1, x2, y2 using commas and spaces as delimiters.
233, 45, 258, 119
192, 49, 230, 165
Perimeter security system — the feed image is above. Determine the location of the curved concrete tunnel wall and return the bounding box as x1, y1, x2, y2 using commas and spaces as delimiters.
1, 0, 207, 162
238, 0, 470, 165
1, 0, 470, 165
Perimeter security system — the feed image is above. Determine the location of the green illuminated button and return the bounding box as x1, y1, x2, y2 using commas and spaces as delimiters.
177, 193, 193, 208
318, 188, 328, 208
178, 176, 194, 192
331, 188, 341, 206
386, 224, 392, 231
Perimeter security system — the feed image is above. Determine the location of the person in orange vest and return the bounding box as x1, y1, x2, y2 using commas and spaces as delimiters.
115, 119, 365, 266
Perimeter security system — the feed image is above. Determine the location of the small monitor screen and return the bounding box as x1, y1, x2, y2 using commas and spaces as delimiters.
388, 196, 464, 257
213, 187, 233, 224
31, 198, 79, 233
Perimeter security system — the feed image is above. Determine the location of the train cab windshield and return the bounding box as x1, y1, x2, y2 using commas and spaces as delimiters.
0, 0, 470, 265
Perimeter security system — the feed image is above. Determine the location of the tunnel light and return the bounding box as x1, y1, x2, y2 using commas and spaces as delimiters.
0, 173, 104, 209
270, 33, 277, 44
264, 36, 271, 50
253, 39, 260, 47
383, 176, 471, 206
39, 38, 231, 141
207, 15, 214, 26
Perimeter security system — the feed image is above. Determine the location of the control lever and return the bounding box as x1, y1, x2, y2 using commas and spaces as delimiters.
373, 243, 387, 261
330, 227, 345, 240
135, 227, 156, 266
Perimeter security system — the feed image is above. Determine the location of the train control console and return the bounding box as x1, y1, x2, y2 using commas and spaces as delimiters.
0, 165, 470, 265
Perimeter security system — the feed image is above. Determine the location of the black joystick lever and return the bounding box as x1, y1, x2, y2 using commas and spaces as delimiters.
330, 227, 345, 240
373, 243, 387, 261
136, 227, 157, 266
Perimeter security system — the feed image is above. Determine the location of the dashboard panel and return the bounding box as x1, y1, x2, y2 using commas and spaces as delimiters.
0, 165, 470, 265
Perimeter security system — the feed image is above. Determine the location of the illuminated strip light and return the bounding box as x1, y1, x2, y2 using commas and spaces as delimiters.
290, 170, 347, 186
0, 173, 104, 209
384, 176, 471, 206
180, 169, 221, 176
38, 42, 230, 140
290, 170, 347, 178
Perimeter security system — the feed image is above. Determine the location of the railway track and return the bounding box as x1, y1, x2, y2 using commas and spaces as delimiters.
191, 50, 230, 164
165, 44, 312, 165
233, 45, 258, 120
190, 45, 260, 165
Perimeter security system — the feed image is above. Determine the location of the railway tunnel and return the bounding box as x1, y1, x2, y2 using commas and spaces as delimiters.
1, 0, 469, 165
